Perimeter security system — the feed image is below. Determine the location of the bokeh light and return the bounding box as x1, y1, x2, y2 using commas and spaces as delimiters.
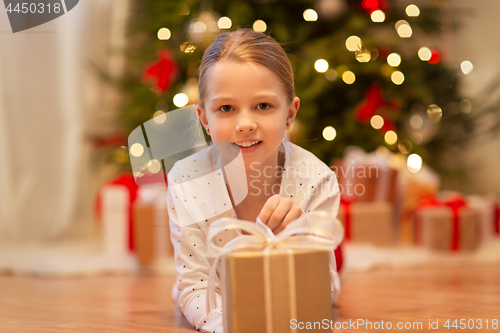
303, 9, 318, 21
407, 153, 422, 173
315, 59, 329, 73
356, 49, 371, 62
130, 143, 144, 158
325, 69, 337, 81
406, 4, 420, 17
371, 10, 385, 22
459, 99, 472, 113
342, 71, 356, 84
346, 36, 362, 52
391, 71, 405, 85
173, 93, 189, 107
397, 24, 412, 38
323, 126, 337, 141
153, 110, 166, 124
218, 17, 232, 29
147, 159, 162, 174
410, 114, 423, 129
418, 47, 432, 61
384, 130, 398, 145
370, 115, 384, 129
387, 53, 401, 67
427, 104, 442, 122
157, 28, 171, 40
253, 19, 267, 32
398, 139, 413, 154
461, 61, 473, 75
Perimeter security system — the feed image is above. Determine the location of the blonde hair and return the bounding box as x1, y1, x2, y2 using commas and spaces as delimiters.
197, 28, 295, 108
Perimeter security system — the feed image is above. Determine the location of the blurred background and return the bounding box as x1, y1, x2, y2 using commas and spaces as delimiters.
0, 0, 499, 274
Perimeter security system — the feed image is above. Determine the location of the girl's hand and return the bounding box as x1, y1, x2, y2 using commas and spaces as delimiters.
258, 194, 305, 234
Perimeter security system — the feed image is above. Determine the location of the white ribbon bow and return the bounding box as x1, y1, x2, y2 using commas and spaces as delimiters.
205, 210, 344, 315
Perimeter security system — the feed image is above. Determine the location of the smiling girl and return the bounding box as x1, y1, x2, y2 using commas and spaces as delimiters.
167, 28, 341, 333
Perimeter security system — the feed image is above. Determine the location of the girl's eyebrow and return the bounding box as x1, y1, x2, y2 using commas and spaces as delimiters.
211, 94, 279, 102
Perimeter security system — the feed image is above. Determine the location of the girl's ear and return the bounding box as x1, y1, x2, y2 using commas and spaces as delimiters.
196, 104, 210, 135
286, 97, 300, 130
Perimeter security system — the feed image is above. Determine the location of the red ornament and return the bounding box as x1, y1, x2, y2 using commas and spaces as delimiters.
361, 0, 387, 12
377, 46, 392, 60
354, 83, 400, 123
142, 49, 179, 94
428, 50, 441, 64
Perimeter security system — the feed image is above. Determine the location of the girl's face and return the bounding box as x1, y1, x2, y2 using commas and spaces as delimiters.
196, 60, 300, 169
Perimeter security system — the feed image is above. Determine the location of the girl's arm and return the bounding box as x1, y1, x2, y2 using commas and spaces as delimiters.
167, 186, 224, 333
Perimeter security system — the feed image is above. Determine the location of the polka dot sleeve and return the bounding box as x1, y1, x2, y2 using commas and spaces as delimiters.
167, 184, 224, 333
303, 168, 342, 305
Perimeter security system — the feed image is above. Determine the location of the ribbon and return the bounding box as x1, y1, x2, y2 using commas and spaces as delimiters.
205, 210, 344, 318
415, 196, 467, 251
340, 198, 352, 240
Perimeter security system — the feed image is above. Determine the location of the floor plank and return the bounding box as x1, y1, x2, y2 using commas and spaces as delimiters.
0, 264, 499, 332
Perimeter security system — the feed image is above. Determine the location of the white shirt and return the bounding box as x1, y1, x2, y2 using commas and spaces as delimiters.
167, 139, 341, 333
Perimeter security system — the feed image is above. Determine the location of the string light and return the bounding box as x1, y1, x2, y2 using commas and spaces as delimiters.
342, 71, 356, 84
371, 10, 385, 22
173, 93, 189, 107
355, 49, 371, 62
384, 130, 398, 145
405, 4, 420, 17
323, 126, 337, 141
130, 143, 144, 157
153, 111, 166, 124
398, 140, 413, 154
428, 50, 440, 64
391, 71, 405, 85
396, 20, 412, 38
427, 104, 442, 122
218, 17, 232, 29
387, 53, 401, 67
410, 115, 423, 129
461, 61, 473, 75
180, 41, 196, 53
418, 47, 432, 61
157, 28, 171, 40
407, 153, 422, 173
314, 59, 329, 73
370, 115, 384, 129
459, 99, 472, 113
303, 9, 318, 21
345, 36, 362, 52
325, 69, 337, 81
147, 159, 162, 174
253, 19, 267, 32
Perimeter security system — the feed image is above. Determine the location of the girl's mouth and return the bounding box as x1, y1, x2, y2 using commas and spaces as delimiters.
232, 141, 262, 153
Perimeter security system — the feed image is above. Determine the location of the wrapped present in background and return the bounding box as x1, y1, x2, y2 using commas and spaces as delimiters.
396, 166, 440, 245
133, 188, 174, 266
95, 173, 139, 255
337, 199, 395, 247
414, 196, 479, 251
467, 194, 500, 241
332, 146, 398, 203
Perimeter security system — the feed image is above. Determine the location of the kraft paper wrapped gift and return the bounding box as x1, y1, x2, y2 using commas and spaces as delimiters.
133, 188, 174, 265
414, 200, 479, 251
205, 211, 344, 333
222, 249, 332, 333
337, 200, 395, 246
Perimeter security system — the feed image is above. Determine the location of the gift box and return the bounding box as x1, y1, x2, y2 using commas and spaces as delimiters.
133, 188, 174, 266
95, 173, 140, 254
414, 197, 479, 251
222, 248, 332, 333
205, 211, 343, 333
332, 147, 398, 202
337, 200, 395, 247
467, 195, 500, 241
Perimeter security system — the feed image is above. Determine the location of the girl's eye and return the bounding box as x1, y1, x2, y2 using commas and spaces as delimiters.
257, 103, 271, 110
219, 105, 233, 112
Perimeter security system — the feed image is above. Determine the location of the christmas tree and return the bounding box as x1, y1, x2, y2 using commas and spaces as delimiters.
112, 0, 483, 177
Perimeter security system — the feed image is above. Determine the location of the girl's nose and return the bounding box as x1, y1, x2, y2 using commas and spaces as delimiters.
235, 111, 257, 133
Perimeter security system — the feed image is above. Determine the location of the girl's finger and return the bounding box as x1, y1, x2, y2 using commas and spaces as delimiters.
258, 195, 281, 224
272, 205, 304, 234
267, 198, 293, 231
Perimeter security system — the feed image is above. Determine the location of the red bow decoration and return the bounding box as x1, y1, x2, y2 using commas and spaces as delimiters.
354, 84, 399, 132
142, 49, 179, 94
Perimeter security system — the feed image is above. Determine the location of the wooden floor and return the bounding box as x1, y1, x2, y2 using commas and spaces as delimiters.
0, 264, 499, 332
